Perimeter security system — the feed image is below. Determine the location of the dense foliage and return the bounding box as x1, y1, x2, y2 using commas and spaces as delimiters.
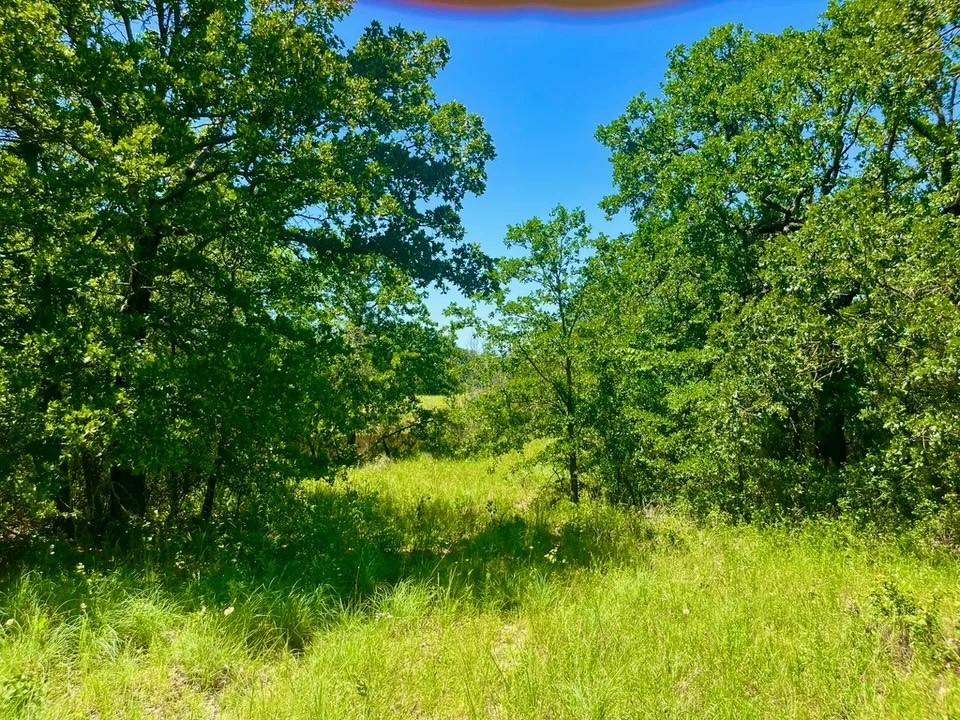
5, 0, 960, 539
463, 0, 960, 522
0, 0, 493, 536
589, 0, 960, 519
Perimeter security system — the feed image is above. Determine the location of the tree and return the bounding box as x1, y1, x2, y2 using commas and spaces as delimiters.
0, 0, 494, 534
457, 206, 593, 502
590, 0, 960, 518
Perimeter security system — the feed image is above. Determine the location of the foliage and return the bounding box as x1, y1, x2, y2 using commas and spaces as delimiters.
0, 0, 493, 535
584, 0, 960, 519
453, 206, 595, 501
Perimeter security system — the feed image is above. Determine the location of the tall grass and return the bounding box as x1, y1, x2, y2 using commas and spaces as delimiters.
1, 454, 958, 718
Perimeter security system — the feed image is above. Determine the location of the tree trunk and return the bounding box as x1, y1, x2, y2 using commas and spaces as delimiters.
81, 450, 107, 535
568, 445, 580, 504
814, 373, 849, 469
200, 474, 217, 523
565, 356, 580, 503
109, 465, 147, 523
109, 226, 162, 528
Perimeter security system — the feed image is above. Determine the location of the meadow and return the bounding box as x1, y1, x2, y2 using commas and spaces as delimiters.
2, 452, 959, 719
5, 1, 960, 717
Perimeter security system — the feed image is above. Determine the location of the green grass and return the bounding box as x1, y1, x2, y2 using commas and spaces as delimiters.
2, 454, 960, 718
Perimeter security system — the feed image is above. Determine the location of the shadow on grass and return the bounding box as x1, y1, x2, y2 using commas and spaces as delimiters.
0, 483, 654, 652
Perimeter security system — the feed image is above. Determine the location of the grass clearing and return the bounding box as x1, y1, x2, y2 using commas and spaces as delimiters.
416, 395, 450, 412
1, 454, 959, 719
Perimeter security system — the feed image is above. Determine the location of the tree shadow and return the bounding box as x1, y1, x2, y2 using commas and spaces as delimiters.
171, 484, 649, 597
1, 482, 655, 652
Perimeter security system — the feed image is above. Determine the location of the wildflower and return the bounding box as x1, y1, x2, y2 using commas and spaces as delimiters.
80, 603, 87, 611
75, 562, 85, 573
223, 606, 235, 617
682, 607, 690, 616
4, 618, 14, 628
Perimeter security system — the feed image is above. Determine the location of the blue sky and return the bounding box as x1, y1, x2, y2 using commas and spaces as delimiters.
338, 0, 827, 326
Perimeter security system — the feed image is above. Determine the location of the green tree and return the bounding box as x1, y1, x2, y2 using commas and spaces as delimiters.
458, 206, 593, 502
591, 0, 960, 518
0, 0, 494, 534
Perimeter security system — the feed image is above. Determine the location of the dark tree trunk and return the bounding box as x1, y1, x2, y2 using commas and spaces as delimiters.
109, 226, 162, 527
200, 474, 217, 522
814, 374, 849, 469
109, 465, 147, 522
814, 292, 857, 470
564, 356, 580, 503
81, 450, 107, 535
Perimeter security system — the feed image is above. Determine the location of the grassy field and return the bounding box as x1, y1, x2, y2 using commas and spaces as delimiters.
2, 453, 960, 719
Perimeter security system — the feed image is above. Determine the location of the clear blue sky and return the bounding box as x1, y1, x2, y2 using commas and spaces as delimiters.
337, 0, 827, 326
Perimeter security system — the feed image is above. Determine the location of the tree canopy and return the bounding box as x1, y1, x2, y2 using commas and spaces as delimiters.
5, 0, 960, 536
458, 0, 960, 521
0, 0, 493, 533
584, 0, 960, 518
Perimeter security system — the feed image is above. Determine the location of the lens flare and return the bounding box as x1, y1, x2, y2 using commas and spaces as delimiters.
372, 0, 697, 16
